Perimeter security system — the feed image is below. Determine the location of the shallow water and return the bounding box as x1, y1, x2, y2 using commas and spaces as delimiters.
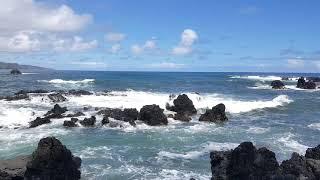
0, 71, 319, 179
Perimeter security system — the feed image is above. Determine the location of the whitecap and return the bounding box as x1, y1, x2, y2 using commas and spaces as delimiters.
277, 133, 309, 155
246, 127, 270, 134
308, 123, 320, 131
37, 79, 95, 84
230, 75, 282, 81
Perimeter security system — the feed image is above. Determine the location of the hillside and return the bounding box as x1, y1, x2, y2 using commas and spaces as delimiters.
0, 62, 53, 71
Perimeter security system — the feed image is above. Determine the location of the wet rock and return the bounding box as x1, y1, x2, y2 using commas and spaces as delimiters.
1, 94, 29, 101
297, 77, 316, 89
71, 118, 79, 123
24, 137, 81, 179
173, 113, 192, 122
48, 93, 67, 103
101, 116, 110, 125
210, 142, 320, 180
44, 104, 68, 119
10, 69, 21, 75
139, 105, 168, 126
305, 145, 320, 160
297, 77, 306, 88
271, 80, 285, 89
97, 108, 139, 122
68, 90, 93, 96
166, 94, 197, 115
15, 90, 48, 95
167, 114, 174, 118
199, 103, 228, 123
128, 120, 136, 127
63, 120, 78, 127
282, 77, 289, 81
0, 155, 31, 179
29, 117, 51, 128
80, 116, 96, 127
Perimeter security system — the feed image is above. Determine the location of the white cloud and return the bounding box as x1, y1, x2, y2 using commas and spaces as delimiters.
7, 31, 41, 52
143, 40, 156, 50
172, 29, 198, 56
109, 44, 121, 54
70, 61, 107, 66
131, 44, 144, 55
148, 62, 185, 69
105, 32, 126, 43
0, 0, 92, 33
52, 36, 97, 52
131, 39, 157, 55
287, 59, 304, 68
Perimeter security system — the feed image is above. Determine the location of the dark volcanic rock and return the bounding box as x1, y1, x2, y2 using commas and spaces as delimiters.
173, 113, 192, 122
210, 142, 320, 180
10, 69, 21, 75
44, 104, 68, 119
15, 90, 48, 95
166, 94, 197, 115
24, 137, 81, 179
297, 77, 306, 88
68, 90, 93, 96
101, 116, 110, 125
0, 155, 31, 179
139, 105, 168, 126
271, 80, 285, 89
199, 103, 228, 123
29, 117, 51, 128
65, 112, 85, 118
282, 77, 289, 81
97, 108, 139, 122
307, 77, 320, 82
305, 145, 320, 160
0, 94, 29, 101
63, 120, 78, 127
80, 116, 96, 127
48, 93, 67, 103
297, 77, 316, 89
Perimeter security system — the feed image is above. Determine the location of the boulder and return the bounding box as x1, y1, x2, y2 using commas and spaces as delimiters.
48, 93, 67, 103
101, 116, 110, 125
97, 108, 139, 122
63, 120, 78, 127
210, 142, 320, 180
297, 77, 316, 89
24, 137, 81, 179
305, 145, 320, 160
173, 113, 192, 122
166, 94, 197, 115
199, 103, 228, 123
139, 105, 168, 126
29, 117, 51, 128
297, 77, 306, 88
281, 77, 289, 81
10, 69, 21, 75
271, 80, 285, 89
79, 116, 96, 127
68, 90, 93, 96
44, 104, 68, 119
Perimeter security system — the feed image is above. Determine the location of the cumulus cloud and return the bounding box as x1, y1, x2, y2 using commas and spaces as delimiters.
0, 0, 92, 33
53, 36, 97, 52
109, 44, 121, 54
172, 29, 198, 56
105, 32, 126, 43
131, 39, 157, 55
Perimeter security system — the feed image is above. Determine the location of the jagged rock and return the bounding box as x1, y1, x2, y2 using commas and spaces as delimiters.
97, 108, 139, 122
166, 94, 197, 115
210, 142, 320, 180
199, 103, 228, 123
101, 117, 110, 125
297, 77, 316, 89
29, 117, 51, 128
44, 104, 68, 119
24, 137, 81, 179
306, 145, 320, 160
10, 69, 21, 75
173, 113, 192, 122
68, 90, 93, 96
80, 116, 96, 127
65, 112, 85, 118
139, 105, 168, 126
297, 77, 306, 88
282, 77, 289, 80
71, 118, 79, 122
63, 120, 78, 127
48, 93, 67, 103
271, 80, 285, 89
0, 155, 31, 179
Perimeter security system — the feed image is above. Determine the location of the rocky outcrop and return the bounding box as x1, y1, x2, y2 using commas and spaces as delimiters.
68, 90, 93, 96
101, 116, 110, 125
271, 80, 285, 89
15, 90, 48, 95
44, 104, 68, 119
65, 112, 85, 118
305, 145, 320, 159
24, 137, 81, 179
80, 116, 96, 127
0, 94, 29, 101
297, 77, 317, 89
48, 93, 67, 103
173, 113, 192, 122
210, 142, 320, 180
63, 119, 78, 127
97, 108, 139, 123
29, 117, 51, 128
166, 94, 197, 115
10, 69, 21, 75
199, 103, 228, 123
139, 105, 168, 126
0, 155, 31, 179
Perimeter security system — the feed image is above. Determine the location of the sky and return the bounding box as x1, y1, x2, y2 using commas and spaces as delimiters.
0, 0, 319, 72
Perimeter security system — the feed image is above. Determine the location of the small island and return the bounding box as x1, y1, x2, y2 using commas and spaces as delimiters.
10, 69, 22, 75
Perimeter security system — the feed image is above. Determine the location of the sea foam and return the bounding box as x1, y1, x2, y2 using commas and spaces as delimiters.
38, 79, 95, 84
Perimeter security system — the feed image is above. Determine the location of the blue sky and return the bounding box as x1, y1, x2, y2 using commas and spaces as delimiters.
0, 0, 319, 72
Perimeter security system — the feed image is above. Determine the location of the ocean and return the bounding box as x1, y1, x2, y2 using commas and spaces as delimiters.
0, 71, 319, 179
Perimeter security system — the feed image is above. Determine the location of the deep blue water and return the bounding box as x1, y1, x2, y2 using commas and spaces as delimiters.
0, 70, 319, 179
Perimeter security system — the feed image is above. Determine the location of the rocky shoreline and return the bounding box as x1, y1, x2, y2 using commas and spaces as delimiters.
271, 76, 320, 89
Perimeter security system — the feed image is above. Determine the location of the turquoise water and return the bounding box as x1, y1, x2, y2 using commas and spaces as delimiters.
0, 71, 319, 179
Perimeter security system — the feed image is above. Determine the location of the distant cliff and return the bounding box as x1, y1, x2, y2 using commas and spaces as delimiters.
0, 62, 53, 71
